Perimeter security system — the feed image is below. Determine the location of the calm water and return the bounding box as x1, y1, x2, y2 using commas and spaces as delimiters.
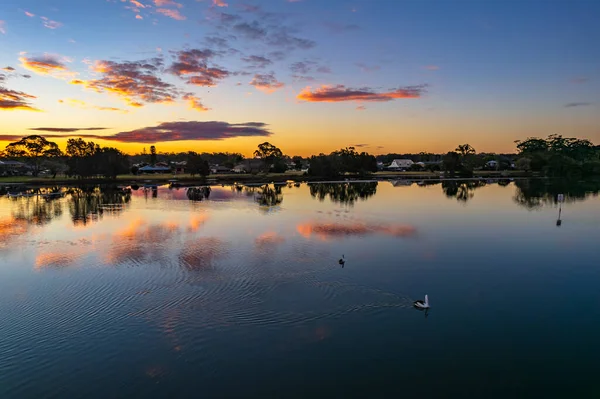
1, 179, 600, 398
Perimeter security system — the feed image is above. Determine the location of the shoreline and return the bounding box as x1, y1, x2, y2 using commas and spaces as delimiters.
0, 170, 533, 187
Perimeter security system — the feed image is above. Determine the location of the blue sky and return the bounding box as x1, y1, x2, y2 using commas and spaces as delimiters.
0, 0, 598, 155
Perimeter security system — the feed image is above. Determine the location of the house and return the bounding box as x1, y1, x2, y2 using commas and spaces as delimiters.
388, 159, 414, 170
138, 165, 171, 174
0, 160, 27, 176
233, 159, 264, 174
210, 164, 231, 174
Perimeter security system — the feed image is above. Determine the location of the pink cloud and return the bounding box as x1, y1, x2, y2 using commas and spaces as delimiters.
213, 0, 228, 7
297, 84, 427, 102
156, 8, 186, 20
136, 14, 143, 19
40, 16, 63, 29
154, 0, 183, 7
0, 20, 6, 34
250, 73, 284, 93
25, 11, 36, 17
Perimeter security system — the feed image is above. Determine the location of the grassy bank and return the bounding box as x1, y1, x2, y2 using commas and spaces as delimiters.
0, 170, 531, 186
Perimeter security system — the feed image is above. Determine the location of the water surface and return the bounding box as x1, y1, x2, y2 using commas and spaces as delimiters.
1, 180, 600, 398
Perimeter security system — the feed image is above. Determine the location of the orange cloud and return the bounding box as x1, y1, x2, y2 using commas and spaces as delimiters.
136, 14, 143, 20
156, 8, 186, 20
183, 94, 209, 111
213, 0, 228, 7
19, 54, 74, 79
71, 58, 178, 107
0, 86, 40, 111
297, 84, 427, 102
297, 221, 416, 241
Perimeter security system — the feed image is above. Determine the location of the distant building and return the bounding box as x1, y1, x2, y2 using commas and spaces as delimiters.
388, 159, 414, 170
138, 165, 171, 174
210, 164, 231, 174
0, 160, 27, 175
233, 159, 263, 173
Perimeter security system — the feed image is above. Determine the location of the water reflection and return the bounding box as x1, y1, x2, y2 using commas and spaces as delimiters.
297, 221, 417, 241
67, 186, 131, 226
513, 179, 600, 210
12, 195, 64, 225
441, 180, 486, 203
187, 186, 211, 202
309, 182, 378, 205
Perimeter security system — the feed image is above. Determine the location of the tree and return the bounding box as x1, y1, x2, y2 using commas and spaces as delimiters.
187, 152, 210, 177
150, 145, 157, 165
292, 156, 304, 170
96, 147, 129, 179
254, 142, 283, 172
4, 135, 62, 176
515, 157, 532, 172
66, 138, 100, 178
442, 151, 461, 176
455, 144, 476, 157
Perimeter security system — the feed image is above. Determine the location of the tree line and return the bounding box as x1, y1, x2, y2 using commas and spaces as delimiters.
1, 134, 600, 179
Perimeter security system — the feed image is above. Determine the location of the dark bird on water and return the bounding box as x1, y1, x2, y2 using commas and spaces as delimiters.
339, 255, 345, 267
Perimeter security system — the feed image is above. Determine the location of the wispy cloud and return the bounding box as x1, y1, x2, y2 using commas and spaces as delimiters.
213, 0, 228, 7
297, 84, 427, 102
58, 98, 128, 113
154, 0, 182, 7
241, 55, 273, 69
323, 22, 360, 33
355, 62, 380, 72
570, 77, 588, 84
356, 105, 366, 111
168, 49, 229, 86
136, 14, 143, 20
40, 16, 63, 29
250, 73, 284, 93
156, 8, 186, 20
71, 58, 178, 107
183, 93, 210, 111
24, 11, 35, 17
0, 21, 6, 34
29, 127, 108, 133
290, 60, 331, 81
25, 121, 272, 143
19, 54, 75, 79
564, 102, 592, 108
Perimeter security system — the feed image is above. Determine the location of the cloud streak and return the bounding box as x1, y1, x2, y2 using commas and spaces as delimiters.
297, 84, 427, 102
40, 16, 63, 29
183, 94, 210, 111
564, 102, 592, 108
0, 87, 39, 112
156, 8, 186, 20
29, 127, 109, 133
19, 121, 271, 143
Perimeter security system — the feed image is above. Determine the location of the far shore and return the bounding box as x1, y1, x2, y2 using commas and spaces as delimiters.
0, 170, 533, 187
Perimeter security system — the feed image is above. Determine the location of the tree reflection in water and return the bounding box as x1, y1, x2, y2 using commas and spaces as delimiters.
513, 179, 600, 210
68, 186, 131, 226
309, 182, 378, 205
441, 180, 486, 203
187, 186, 211, 201
12, 192, 64, 226
253, 184, 283, 207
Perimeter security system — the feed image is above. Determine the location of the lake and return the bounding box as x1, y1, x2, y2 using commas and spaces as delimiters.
1, 179, 600, 398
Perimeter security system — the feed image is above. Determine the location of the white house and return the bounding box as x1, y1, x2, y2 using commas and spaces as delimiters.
388, 159, 414, 170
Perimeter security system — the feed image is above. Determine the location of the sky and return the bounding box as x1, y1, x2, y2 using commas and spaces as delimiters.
0, 0, 599, 156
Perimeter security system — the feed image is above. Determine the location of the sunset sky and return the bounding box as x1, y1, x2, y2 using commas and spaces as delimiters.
1, 0, 599, 156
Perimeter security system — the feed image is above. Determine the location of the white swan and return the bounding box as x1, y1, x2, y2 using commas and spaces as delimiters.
413, 294, 430, 309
